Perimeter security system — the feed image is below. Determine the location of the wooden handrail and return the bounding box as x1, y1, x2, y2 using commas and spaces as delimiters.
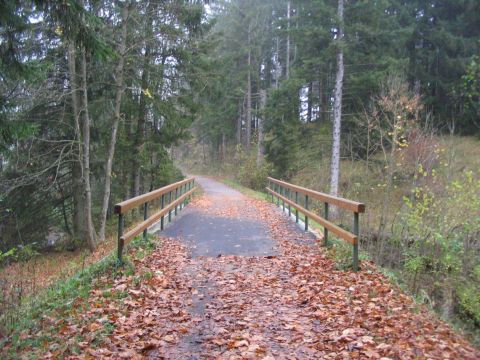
114, 177, 194, 214
267, 177, 364, 271
266, 188, 357, 244
120, 187, 196, 244
268, 177, 365, 213
114, 177, 196, 261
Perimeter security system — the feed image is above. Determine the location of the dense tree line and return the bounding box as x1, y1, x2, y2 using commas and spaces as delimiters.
195, 0, 479, 176
0, 0, 209, 252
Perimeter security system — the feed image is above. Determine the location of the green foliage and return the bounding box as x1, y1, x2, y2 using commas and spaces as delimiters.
264, 80, 303, 178
1, 0, 206, 252
0, 248, 17, 266
0, 244, 40, 269
234, 145, 273, 191
394, 168, 480, 325
400, 0, 480, 128
458, 280, 480, 325
460, 56, 480, 129
328, 241, 354, 271
0, 183, 52, 253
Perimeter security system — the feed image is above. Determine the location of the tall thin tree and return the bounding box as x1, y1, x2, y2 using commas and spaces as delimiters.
330, 0, 344, 203
286, 0, 291, 80
246, 23, 252, 150
99, 3, 130, 241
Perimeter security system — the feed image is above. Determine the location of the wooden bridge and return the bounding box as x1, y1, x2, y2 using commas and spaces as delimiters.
114, 176, 365, 270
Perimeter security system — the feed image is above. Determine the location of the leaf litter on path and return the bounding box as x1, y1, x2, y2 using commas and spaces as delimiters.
5, 191, 479, 359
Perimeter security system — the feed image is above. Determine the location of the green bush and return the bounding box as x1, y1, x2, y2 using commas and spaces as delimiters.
458, 280, 480, 325
395, 169, 480, 323
233, 145, 273, 191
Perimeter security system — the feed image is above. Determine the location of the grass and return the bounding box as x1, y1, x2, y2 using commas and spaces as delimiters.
220, 178, 270, 201
0, 235, 157, 357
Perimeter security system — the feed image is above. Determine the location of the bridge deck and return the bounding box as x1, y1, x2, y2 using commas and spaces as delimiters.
161, 177, 279, 257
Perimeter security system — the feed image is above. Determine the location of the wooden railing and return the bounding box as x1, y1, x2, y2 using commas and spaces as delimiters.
114, 177, 196, 261
266, 177, 365, 271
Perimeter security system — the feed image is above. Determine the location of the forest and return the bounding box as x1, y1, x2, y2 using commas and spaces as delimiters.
1, 0, 480, 355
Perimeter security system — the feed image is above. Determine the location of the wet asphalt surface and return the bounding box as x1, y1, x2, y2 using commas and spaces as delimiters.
160, 176, 277, 257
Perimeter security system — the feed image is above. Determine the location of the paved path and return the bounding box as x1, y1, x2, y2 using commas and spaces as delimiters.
161, 177, 280, 257
151, 176, 320, 358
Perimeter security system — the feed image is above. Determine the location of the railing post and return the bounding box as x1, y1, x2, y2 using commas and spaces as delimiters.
179, 185, 182, 210
178, 185, 182, 210
168, 191, 172, 222
143, 202, 148, 241
353, 212, 359, 272
184, 183, 187, 206
117, 213, 124, 262
287, 188, 291, 217
295, 191, 299, 223
305, 195, 309, 231
161, 194, 165, 230
276, 184, 280, 205
270, 181, 274, 203
183, 183, 187, 208
269, 180, 273, 203
324, 202, 329, 246
188, 181, 192, 203
175, 187, 178, 216
179, 185, 183, 210
282, 186, 285, 212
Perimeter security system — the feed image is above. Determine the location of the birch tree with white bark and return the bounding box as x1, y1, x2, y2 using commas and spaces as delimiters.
330, 0, 345, 205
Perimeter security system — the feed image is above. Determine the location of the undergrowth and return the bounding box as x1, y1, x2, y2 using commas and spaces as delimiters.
0, 235, 158, 357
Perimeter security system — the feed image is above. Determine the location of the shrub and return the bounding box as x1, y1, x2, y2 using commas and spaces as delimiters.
395, 169, 480, 320
233, 145, 273, 191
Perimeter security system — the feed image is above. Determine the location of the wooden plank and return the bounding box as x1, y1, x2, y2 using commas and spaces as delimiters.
114, 178, 194, 214
267, 177, 365, 213
266, 188, 357, 244
120, 187, 196, 244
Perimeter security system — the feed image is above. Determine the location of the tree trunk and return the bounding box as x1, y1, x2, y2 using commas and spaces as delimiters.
246, 25, 252, 150
307, 81, 313, 122
236, 99, 242, 145
257, 89, 266, 166
414, 79, 421, 96
98, 4, 129, 241
286, 0, 291, 80
221, 132, 226, 162
79, 47, 97, 251
320, 73, 329, 122
68, 43, 86, 242
133, 43, 151, 198
275, 36, 280, 89
330, 0, 345, 206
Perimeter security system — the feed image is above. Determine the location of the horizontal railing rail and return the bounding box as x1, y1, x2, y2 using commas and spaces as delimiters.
266, 177, 365, 271
114, 177, 196, 261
